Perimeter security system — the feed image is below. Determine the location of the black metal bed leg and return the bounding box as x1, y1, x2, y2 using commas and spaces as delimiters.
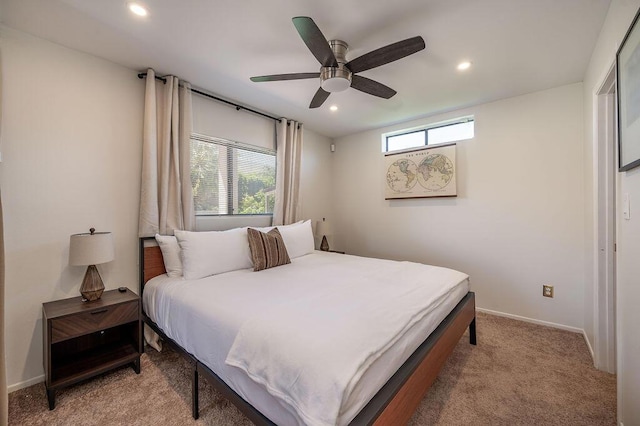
192, 367, 200, 419
469, 317, 477, 345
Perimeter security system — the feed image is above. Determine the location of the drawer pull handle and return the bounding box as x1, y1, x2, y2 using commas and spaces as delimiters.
91, 309, 108, 315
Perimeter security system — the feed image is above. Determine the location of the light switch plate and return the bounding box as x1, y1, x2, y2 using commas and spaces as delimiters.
623, 193, 630, 220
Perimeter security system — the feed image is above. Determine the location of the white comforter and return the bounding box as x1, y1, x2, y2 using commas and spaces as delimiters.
224, 255, 468, 426
143, 251, 469, 425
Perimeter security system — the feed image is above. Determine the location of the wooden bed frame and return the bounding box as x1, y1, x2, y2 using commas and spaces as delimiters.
139, 237, 476, 425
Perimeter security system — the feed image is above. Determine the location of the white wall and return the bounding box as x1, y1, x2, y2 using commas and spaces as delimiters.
192, 93, 274, 151
299, 129, 334, 249
0, 27, 334, 390
583, 0, 640, 423
332, 83, 585, 330
0, 27, 145, 389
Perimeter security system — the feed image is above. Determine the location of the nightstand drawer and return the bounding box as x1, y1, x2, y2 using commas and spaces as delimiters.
51, 301, 138, 343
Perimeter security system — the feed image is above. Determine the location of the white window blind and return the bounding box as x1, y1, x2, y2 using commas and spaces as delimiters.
190, 133, 276, 215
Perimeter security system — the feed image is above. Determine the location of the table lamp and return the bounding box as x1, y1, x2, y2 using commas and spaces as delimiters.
316, 218, 332, 251
69, 228, 114, 301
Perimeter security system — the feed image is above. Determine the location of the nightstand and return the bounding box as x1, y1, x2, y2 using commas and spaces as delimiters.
42, 288, 142, 409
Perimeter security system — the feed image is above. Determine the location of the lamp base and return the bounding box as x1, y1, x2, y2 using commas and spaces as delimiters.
320, 235, 330, 251
80, 264, 105, 301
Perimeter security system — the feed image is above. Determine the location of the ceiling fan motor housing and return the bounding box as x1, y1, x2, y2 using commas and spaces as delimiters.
321, 40, 352, 92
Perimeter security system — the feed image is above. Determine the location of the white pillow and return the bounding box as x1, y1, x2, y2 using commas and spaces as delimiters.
154, 234, 183, 278
277, 220, 315, 259
251, 225, 275, 233
253, 221, 300, 234
175, 228, 253, 280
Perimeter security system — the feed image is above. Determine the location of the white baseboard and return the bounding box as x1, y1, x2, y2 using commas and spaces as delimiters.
476, 307, 583, 333
8, 374, 44, 393
583, 329, 595, 360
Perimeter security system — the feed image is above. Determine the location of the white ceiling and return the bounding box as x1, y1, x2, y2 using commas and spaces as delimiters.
0, 0, 611, 138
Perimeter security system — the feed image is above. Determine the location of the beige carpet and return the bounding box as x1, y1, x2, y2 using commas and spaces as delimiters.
9, 313, 616, 425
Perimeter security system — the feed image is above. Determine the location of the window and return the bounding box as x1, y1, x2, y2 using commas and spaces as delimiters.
384, 118, 474, 152
190, 133, 276, 215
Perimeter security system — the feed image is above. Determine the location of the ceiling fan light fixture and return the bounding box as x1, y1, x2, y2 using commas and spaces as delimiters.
320, 67, 352, 92
321, 77, 351, 92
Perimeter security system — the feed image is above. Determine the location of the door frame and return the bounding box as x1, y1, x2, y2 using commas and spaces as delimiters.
592, 62, 617, 373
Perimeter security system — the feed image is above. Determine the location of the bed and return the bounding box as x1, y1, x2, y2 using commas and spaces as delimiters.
139, 224, 476, 425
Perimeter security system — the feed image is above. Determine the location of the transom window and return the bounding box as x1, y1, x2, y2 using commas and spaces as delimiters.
383, 118, 474, 152
190, 133, 276, 215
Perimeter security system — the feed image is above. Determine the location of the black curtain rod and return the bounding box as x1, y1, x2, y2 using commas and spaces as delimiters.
137, 72, 285, 124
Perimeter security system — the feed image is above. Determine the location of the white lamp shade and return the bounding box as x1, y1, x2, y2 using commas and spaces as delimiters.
69, 231, 115, 266
316, 220, 332, 237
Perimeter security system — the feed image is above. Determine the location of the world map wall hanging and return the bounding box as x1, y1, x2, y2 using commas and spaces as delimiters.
384, 143, 456, 199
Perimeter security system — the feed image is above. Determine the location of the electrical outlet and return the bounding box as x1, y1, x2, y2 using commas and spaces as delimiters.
543, 285, 554, 298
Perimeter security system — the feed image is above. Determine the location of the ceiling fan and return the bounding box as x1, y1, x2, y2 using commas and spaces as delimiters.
250, 17, 426, 108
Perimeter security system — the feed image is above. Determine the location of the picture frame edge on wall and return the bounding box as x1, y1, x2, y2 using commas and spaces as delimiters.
617, 5, 640, 172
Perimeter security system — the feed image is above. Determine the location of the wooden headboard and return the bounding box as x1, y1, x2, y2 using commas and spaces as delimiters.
139, 237, 166, 296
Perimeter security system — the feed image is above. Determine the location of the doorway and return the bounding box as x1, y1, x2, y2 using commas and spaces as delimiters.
594, 64, 617, 373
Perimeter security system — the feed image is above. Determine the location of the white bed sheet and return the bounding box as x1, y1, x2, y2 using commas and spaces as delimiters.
143, 251, 469, 425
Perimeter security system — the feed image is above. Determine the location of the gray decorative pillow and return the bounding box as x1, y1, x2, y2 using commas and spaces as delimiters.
247, 228, 291, 271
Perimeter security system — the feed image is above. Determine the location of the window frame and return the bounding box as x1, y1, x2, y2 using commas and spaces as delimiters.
190, 132, 276, 217
383, 116, 474, 153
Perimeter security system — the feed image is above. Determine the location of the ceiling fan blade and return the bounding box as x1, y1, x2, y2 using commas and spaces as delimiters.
350, 75, 397, 99
250, 73, 320, 82
292, 17, 338, 67
346, 36, 425, 73
309, 87, 330, 108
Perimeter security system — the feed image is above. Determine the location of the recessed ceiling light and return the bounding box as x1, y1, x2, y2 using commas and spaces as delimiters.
457, 61, 471, 71
128, 2, 148, 17
329, 105, 338, 112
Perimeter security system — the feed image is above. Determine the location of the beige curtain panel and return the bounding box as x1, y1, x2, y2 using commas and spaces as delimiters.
138, 68, 195, 237
272, 119, 303, 226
